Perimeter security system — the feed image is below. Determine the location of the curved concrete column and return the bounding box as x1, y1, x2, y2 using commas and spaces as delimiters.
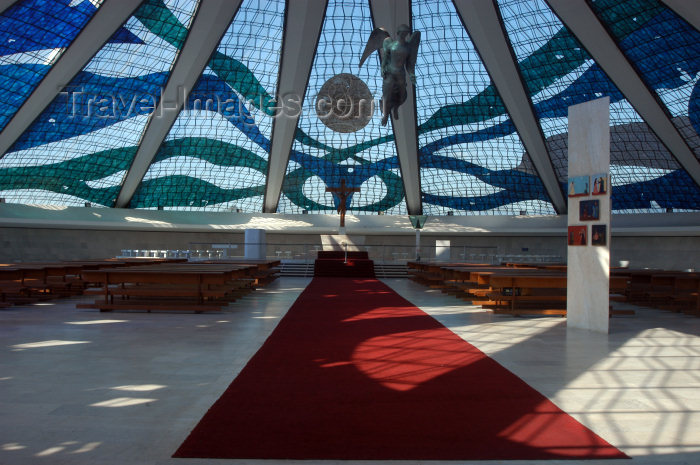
263, 0, 328, 213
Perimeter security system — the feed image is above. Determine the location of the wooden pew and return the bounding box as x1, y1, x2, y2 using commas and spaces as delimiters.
0, 258, 189, 306
407, 262, 634, 317
0, 264, 68, 305
641, 271, 700, 314
78, 261, 278, 313
670, 275, 700, 315
440, 265, 538, 302
471, 270, 568, 316
407, 262, 452, 288
195, 260, 280, 288
612, 269, 700, 315
407, 262, 497, 294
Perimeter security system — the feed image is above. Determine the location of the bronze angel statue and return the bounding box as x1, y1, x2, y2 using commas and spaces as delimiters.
359, 24, 420, 126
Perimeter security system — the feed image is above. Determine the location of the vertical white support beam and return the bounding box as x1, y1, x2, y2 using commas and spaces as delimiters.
567, 97, 610, 333
454, 0, 567, 213
263, 0, 327, 213
547, 0, 700, 189
0, 0, 143, 158
369, 0, 422, 215
115, 0, 243, 208
660, 0, 700, 33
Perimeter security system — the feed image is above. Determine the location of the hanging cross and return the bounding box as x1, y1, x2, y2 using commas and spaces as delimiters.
325, 179, 360, 228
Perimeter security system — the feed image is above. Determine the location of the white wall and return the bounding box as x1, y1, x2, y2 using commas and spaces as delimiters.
1, 203, 699, 268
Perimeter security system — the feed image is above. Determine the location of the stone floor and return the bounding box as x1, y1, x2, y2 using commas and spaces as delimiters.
0, 277, 698, 465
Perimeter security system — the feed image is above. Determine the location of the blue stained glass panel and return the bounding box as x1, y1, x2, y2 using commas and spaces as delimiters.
131, 0, 285, 211
415, 0, 554, 215
0, 0, 199, 207
0, 0, 108, 132
499, 0, 700, 212
591, 0, 700, 164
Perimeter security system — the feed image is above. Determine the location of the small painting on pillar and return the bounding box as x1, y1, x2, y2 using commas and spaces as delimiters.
591, 173, 608, 195
568, 176, 589, 197
579, 199, 600, 221
591, 224, 607, 246
568, 225, 587, 246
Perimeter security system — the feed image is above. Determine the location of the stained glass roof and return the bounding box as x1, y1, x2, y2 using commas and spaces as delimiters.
0, 0, 698, 215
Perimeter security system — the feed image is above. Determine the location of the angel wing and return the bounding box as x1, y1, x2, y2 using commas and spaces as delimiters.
359, 27, 390, 68
405, 30, 421, 78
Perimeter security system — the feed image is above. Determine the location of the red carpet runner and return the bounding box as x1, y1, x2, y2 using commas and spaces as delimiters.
174, 278, 627, 460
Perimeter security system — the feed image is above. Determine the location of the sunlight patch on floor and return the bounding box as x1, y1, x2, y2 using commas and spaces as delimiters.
10, 340, 91, 349
111, 384, 166, 392
65, 320, 127, 325
1, 443, 26, 451
90, 397, 157, 408
69, 442, 101, 454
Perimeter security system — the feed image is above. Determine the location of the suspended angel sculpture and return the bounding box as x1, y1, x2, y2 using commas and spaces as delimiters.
359, 24, 420, 126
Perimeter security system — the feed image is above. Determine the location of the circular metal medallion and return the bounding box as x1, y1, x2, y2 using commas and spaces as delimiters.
315, 73, 374, 133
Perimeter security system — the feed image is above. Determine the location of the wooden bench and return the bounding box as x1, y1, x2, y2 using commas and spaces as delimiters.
0, 264, 66, 305
0, 258, 190, 306
195, 260, 280, 288
440, 265, 539, 303
78, 261, 279, 313
407, 262, 635, 317
648, 272, 699, 314
476, 271, 568, 316
613, 269, 700, 315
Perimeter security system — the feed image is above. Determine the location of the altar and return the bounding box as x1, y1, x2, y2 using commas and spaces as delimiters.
320, 234, 365, 252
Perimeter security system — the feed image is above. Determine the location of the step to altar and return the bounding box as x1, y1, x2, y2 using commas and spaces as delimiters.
314, 251, 375, 278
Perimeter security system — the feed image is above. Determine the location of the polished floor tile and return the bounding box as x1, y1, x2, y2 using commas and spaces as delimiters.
0, 277, 698, 465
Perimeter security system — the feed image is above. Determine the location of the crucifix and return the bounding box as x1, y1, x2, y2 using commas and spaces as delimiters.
326, 179, 360, 228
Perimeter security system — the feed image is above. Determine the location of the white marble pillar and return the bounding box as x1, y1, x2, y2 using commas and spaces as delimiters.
244, 229, 266, 260
567, 97, 611, 333
436, 239, 451, 262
